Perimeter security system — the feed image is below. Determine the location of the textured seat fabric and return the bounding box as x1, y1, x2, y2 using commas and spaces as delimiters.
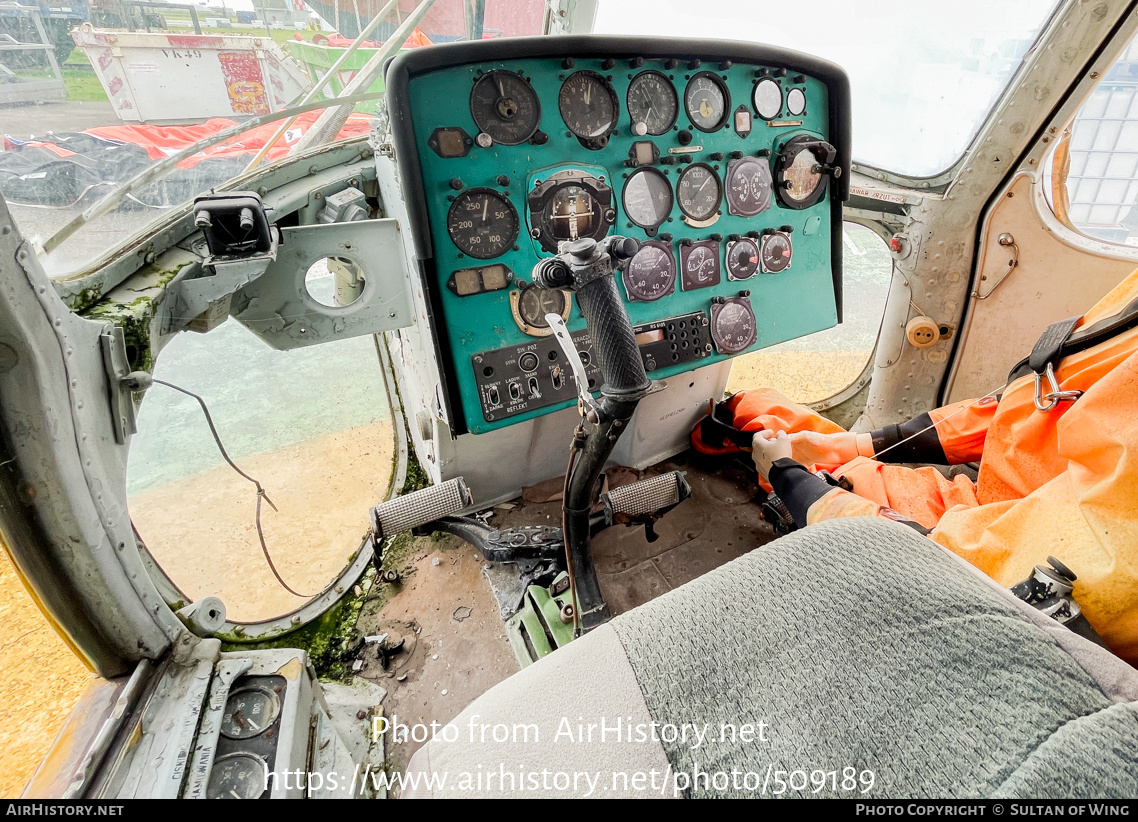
404, 518, 1138, 799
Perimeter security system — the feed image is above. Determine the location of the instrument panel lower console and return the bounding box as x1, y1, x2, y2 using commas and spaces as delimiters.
387, 36, 850, 435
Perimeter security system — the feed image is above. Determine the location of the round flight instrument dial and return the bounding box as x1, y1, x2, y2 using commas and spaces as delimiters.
469, 70, 541, 146
787, 87, 806, 116
221, 685, 280, 739
760, 232, 793, 273
684, 72, 729, 132
753, 78, 782, 120
559, 71, 619, 144
512, 282, 572, 335
676, 163, 722, 222
206, 753, 267, 800
724, 156, 772, 217
626, 71, 678, 136
680, 241, 721, 290
447, 188, 519, 259
622, 167, 673, 231
710, 297, 757, 354
726, 238, 761, 280
623, 241, 676, 301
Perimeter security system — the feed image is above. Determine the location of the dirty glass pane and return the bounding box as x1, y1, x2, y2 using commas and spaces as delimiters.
126, 320, 394, 622
0, 0, 546, 278
1052, 34, 1138, 246
726, 223, 891, 402
595, 0, 1059, 177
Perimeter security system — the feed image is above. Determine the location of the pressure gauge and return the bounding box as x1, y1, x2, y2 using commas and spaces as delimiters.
724, 156, 772, 217
206, 753, 268, 800
710, 296, 757, 354
679, 239, 721, 291
760, 231, 793, 273
221, 684, 281, 739
726, 237, 761, 280
623, 241, 676, 301
676, 163, 722, 223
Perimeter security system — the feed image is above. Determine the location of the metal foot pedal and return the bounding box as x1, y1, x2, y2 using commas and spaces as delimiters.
601, 471, 691, 522
369, 477, 473, 539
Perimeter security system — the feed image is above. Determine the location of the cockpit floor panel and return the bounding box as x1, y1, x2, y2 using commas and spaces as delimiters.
354, 449, 775, 788
591, 452, 776, 614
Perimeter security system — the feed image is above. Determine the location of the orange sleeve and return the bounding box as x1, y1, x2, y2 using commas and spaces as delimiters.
928, 396, 999, 464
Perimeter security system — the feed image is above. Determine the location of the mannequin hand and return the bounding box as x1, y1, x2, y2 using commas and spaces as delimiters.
786, 430, 861, 467
752, 430, 793, 481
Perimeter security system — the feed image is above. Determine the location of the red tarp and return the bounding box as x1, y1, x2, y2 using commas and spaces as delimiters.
81, 110, 376, 167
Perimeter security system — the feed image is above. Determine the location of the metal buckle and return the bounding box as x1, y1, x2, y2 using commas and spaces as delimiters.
1033, 363, 1083, 412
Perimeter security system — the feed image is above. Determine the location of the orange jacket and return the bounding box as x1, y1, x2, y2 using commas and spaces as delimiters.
694, 268, 1138, 665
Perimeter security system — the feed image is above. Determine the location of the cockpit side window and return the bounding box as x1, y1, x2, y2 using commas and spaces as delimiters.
726, 222, 891, 403
1047, 33, 1138, 246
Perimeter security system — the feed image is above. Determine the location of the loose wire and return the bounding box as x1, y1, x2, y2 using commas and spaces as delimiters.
870, 381, 1008, 462
151, 379, 316, 598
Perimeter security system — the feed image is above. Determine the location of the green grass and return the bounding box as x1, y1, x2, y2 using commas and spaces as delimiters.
62, 66, 108, 102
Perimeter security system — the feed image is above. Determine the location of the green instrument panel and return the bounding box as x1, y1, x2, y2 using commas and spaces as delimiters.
386, 37, 850, 435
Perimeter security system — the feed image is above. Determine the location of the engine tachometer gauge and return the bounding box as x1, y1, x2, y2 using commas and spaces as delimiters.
710, 296, 757, 354
726, 237, 761, 280
469, 70, 541, 146
623, 241, 676, 301
221, 685, 281, 739
753, 78, 782, 120
676, 163, 722, 222
622, 167, 673, 232
724, 156, 772, 217
447, 188, 519, 259
627, 70, 678, 136
679, 239, 721, 291
206, 753, 268, 800
684, 71, 729, 132
559, 71, 619, 146
760, 231, 793, 273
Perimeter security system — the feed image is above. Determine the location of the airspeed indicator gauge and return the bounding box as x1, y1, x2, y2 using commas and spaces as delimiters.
710, 296, 757, 355
447, 188, 519, 259
684, 72, 729, 132
469, 70, 541, 146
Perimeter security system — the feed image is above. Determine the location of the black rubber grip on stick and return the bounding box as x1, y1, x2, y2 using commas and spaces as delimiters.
575, 275, 650, 396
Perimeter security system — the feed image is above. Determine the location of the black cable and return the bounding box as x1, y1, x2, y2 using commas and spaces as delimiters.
152, 378, 316, 598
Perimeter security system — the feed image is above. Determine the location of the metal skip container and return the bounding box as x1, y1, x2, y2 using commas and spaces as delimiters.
71, 22, 311, 124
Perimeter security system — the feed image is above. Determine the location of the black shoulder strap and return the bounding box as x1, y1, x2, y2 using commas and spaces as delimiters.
1007, 294, 1138, 384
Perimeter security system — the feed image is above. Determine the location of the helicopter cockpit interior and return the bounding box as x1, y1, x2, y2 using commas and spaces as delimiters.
1, 0, 1138, 802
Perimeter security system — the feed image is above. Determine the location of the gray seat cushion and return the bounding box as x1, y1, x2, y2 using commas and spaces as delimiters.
405, 518, 1138, 798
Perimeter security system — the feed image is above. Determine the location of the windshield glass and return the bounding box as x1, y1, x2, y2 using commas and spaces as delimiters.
594, 0, 1060, 178
0, 0, 545, 278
